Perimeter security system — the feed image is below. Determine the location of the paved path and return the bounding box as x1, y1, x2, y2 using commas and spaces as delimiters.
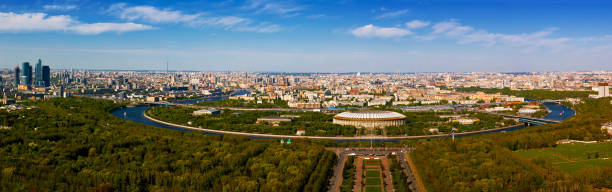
330, 151, 348, 192
381, 157, 393, 192
354, 157, 363, 192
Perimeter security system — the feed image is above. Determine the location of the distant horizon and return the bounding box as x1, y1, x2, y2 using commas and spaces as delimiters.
2, 67, 611, 74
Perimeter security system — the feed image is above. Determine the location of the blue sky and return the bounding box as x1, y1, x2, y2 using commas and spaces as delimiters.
0, 0, 611, 72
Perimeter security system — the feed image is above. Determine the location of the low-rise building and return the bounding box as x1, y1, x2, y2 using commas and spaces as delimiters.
368, 99, 387, 106
288, 101, 321, 108
518, 108, 538, 114
296, 129, 306, 136
392, 101, 412, 106
192, 108, 220, 115
453, 118, 479, 125
256, 117, 292, 126
485, 106, 512, 112
145, 96, 159, 102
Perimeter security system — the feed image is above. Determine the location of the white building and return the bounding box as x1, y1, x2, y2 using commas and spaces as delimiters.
589, 83, 610, 98
333, 111, 405, 129
368, 99, 388, 106
453, 118, 479, 125
505, 97, 525, 102
485, 106, 513, 112
192, 108, 220, 115
296, 130, 306, 136
459, 100, 478, 104
393, 101, 413, 106
518, 108, 538, 114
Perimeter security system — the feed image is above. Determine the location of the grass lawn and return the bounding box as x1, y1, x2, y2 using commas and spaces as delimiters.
364, 186, 382, 192
364, 159, 381, 165
515, 142, 612, 173
365, 177, 382, 185
365, 170, 380, 177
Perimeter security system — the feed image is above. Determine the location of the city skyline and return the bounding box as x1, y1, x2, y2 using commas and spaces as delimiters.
1, 0, 612, 72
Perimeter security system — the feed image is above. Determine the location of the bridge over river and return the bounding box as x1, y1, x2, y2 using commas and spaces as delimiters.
475, 110, 562, 126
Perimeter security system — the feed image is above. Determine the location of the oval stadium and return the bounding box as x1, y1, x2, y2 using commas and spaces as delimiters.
333, 111, 406, 129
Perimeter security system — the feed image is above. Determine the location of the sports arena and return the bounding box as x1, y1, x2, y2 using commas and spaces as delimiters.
333, 111, 406, 129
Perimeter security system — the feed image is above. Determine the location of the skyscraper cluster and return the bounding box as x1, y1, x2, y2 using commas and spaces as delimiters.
14, 59, 51, 88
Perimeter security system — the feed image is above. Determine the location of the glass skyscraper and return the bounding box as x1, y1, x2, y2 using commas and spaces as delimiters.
35, 59, 44, 86
42, 66, 50, 87
14, 66, 20, 86
20, 62, 32, 85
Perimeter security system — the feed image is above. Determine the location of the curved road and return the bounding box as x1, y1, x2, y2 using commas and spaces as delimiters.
142, 111, 525, 140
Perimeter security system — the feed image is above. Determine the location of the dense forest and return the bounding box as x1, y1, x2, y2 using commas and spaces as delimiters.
197, 98, 289, 108
411, 98, 612, 191
148, 106, 356, 136
389, 156, 411, 192
340, 156, 356, 192
0, 98, 336, 191
385, 111, 517, 136
455, 87, 594, 100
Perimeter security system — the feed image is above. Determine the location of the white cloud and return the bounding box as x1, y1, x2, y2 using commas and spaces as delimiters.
576, 35, 612, 42
43, 5, 78, 11
0, 12, 72, 32
428, 20, 570, 51
405, 20, 429, 29
432, 20, 459, 34
445, 26, 473, 36
110, 3, 282, 33
194, 16, 249, 28
457, 30, 497, 46
234, 23, 282, 33
110, 3, 202, 24
375, 9, 409, 19
244, 0, 304, 16
0, 12, 152, 34
351, 24, 411, 38
71, 22, 153, 35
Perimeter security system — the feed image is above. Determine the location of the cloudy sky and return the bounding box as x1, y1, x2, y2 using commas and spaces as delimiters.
0, 0, 611, 72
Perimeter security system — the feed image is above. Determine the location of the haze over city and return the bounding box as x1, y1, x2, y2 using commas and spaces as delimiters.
1, 0, 612, 72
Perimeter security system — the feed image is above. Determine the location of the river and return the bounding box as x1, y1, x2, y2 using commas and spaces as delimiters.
110, 97, 575, 141
542, 102, 575, 121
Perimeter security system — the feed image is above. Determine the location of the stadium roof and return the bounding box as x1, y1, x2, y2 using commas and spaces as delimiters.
334, 111, 406, 121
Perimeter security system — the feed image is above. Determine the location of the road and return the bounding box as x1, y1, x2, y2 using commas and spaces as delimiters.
326, 147, 418, 192
143, 112, 524, 140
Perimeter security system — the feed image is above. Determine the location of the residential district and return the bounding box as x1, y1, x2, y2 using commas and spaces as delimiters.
1, 60, 610, 105
2, 60, 611, 135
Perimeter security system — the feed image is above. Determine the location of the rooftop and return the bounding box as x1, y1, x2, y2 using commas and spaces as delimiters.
334, 111, 406, 121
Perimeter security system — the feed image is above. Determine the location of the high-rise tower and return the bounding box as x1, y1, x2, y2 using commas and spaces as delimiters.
42, 66, 50, 87
14, 66, 20, 86
20, 62, 32, 85
34, 59, 44, 86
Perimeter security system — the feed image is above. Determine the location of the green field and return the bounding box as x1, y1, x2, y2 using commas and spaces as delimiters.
365, 186, 383, 192
366, 170, 380, 177
515, 142, 612, 173
364, 159, 381, 165
365, 177, 382, 185
362, 158, 384, 192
